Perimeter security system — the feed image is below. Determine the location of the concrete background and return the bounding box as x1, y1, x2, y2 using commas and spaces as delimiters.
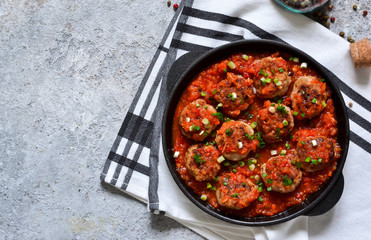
0, 0, 369, 239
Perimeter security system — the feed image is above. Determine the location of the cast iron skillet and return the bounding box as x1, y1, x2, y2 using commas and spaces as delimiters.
162, 40, 349, 226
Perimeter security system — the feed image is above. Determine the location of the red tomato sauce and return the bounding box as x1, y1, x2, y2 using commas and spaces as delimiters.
171, 52, 340, 217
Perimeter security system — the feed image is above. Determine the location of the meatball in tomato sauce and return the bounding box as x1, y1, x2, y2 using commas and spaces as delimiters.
295, 136, 340, 172
215, 120, 258, 161
251, 57, 291, 99
179, 99, 220, 141
260, 156, 302, 193
216, 173, 259, 210
185, 144, 221, 182
213, 72, 255, 117
291, 76, 327, 119
257, 101, 294, 143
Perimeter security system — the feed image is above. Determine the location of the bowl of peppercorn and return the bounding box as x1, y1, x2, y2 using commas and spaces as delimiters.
274, 0, 329, 13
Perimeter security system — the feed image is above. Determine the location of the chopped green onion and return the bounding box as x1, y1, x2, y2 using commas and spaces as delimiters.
281, 150, 287, 155
283, 119, 289, 126
258, 196, 263, 202
267, 187, 272, 191
269, 106, 276, 113
225, 128, 232, 136
320, 78, 325, 82
200, 194, 207, 201
200, 92, 206, 96
285, 143, 291, 149
232, 168, 237, 173
185, 117, 190, 122
271, 150, 278, 155
173, 151, 180, 158
301, 141, 306, 145
311, 159, 318, 165
300, 62, 308, 68
267, 179, 273, 184
262, 173, 267, 178
251, 122, 257, 129
251, 159, 257, 164
228, 61, 236, 69
258, 187, 263, 192
211, 186, 216, 191
249, 164, 255, 171
196, 103, 200, 107
204, 106, 208, 109
283, 175, 293, 186
259, 69, 264, 75
212, 89, 217, 94
275, 81, 282, 86
224, 161, 230, 166
292, 57, 299, 62
312, 98, 317, 104
223, 68, 227, 73
305, 156, 311, 162
322, 101, 327, 107
206, 182, 212, 189
217, 156, 225, 163
242, 54, 249, 60
202, 118, 209, 125
214, 176, 220, 181
264, 72, 268, 77
223, 181, 228, 186
279, 67, 284, 73
300, 113, 305, 118
293, 111, 299, 116
216, 103, 223, 109
231, 193, 239, 197
274, 78, 279, 83
231, 92, 237, 101
238, 142, 243, 149
265, 78, 271, 83
318, 158, 322, 163
239, 161, 245, 167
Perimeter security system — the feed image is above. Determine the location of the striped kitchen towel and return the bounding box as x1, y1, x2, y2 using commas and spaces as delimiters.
101, 0, 371, 239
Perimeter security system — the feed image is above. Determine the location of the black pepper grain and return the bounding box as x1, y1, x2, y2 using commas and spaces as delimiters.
339, 32, 345, 37
353, 4, 357, 10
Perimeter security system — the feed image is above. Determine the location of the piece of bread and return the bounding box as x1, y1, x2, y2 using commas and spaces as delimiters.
350, 38, 371, 68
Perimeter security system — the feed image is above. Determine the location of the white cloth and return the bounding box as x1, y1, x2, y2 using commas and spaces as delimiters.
101, 0, 371, 239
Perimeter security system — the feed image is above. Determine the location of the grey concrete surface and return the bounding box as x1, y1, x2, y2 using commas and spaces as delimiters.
0, 0, 369, 239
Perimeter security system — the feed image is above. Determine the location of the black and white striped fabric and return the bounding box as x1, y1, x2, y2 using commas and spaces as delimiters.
101, 1, 371, 239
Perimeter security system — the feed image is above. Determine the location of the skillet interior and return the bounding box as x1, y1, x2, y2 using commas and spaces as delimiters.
162, 39, 349, 226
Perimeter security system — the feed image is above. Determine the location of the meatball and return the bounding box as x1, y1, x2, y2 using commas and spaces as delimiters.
295, 136, 340, 172
251, 57, 291, 99
260, 156, 302, 193
257, 101, 294, 143
179, 99, 220, 141
215, 120, 258, 161
213, 72, 255, 117
185, 144, 221, 181
216, 173, 259, 210
291, 76, 327, 119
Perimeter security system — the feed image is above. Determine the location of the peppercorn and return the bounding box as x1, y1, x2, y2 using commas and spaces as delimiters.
349, 39, 355, 43
167, 1, 171, 7
325, 22, 330, 28
328, 4, 333, 10
323, 14, 329, 20
353, 4, 357, 10
363, 10, 368, 16
349, 102, 353, 107
330, 16, 335, 23
173, 3, 179, 10
339, 31, 345, 37
347, 36, 353, 41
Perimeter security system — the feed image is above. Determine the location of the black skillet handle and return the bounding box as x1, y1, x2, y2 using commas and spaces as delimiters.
167, 51, 345, 217
304, 173, 344, 216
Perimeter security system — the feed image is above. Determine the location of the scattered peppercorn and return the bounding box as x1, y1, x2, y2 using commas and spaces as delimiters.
339, 31, 345, 37
347, 36, 353, 41
350, 39, 355, 43
323, 14, 329, 20
173, 3, 179, 10
363, 10, 368, 16
167, 1, 171, 7
325, 22, 330, 28
330, 16, 335, 23
328, 4, 333, 10
349, 102, 353, 107
353, 4, 357, 10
